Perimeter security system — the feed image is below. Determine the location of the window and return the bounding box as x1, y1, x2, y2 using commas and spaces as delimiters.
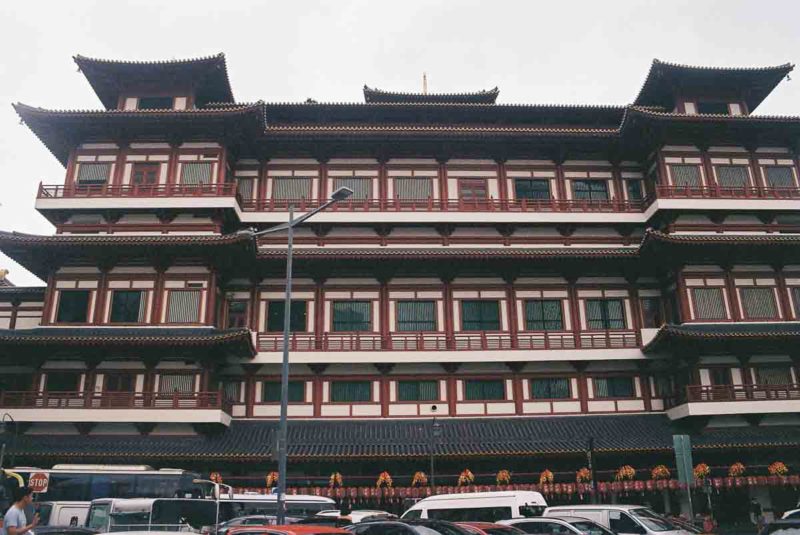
56, 290, 90, 323
595, 377, 635, 398
764, 166, 796, 188
158, 374, 194, 394
166, 290, 201, 323
695, 101, 730, 115
459, 179, 488, 200
76, 163, 111, 185
464, 379, 505, 401
609, 512, 645, 535
585, 299, 626, 329
572, 180, 609, 201
757, 366, 793, 386
265, 300, 307, 332
640, 297, 664, 328
131, 163, 159, 185
793, 288, 800, 317
525, 300, 563, 331
691, 288, 728, 320
105, 374, 135, 393
394, 178, 432, 200
332, 301, 371, 332
654, 376, 673, 398
514, 179, 551, 200
333, 177, 370, 200
740, 287, 778, 319
709, 368, 731, 386
46, 372, 81, 392
226, 301, 248, 328
530, 378, 570, 399
109, 290, 146, 323
137, 96, 174, 110
0, 373, 33, 393
180, 162, 212, 185
397, 380, 439, 401
330, 380, 372, 402
716, 166, 749, 188
461, 300, 501, 331
396, 301, 436, 331
670, 165, 702, 187
261, 381, 305, 402
237, 178, 254, 200
272, 178, 312, 200
222, 381, 241, 402
626, 180, 643, 200
426, 507, 513, 522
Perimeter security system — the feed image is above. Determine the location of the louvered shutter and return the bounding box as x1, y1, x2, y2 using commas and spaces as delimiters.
167, 290, 201, 323
332, 301, 371, 332
330, 381, 371, 402
222, 381, 241, 402
605, 300, 625, 329
237, 178, 254, 200
671, 165, 701, 187
765, 166, 795, 188
740, 288, 778, 319
396, 301, 436, 331
272, 178, 312, 200
525, 300, 563, 331
586, 300, 605, 329
180, 163, 212, 185
793, 288, 800, 317
158, 374, 194, 394
716, 166, 749, 188
464, 379, 504, 401
76, 163, 111, 185
531, 378, 570, 399
692, 288, 727, 319
333, 177, 370, 200
394, 178, 432, 200
758, 367, 792, 385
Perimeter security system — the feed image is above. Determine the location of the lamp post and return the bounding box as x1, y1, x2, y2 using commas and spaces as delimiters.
0, 413, 17, 467
429, 417, 442, 489
238, 187, 353, 525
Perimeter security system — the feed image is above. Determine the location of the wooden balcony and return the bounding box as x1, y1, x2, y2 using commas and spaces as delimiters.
37, 183, 239, 199
665, 384, 800, 419
256, 330, 638, 352
0, 391, 233, 425
656, 185, 800, 199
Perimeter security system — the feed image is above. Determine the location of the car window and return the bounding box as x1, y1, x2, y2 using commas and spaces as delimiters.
788, 513, 800, 520
569, 520, 615, 535
609, 513, 644, 535
628, 509, 673, 532
428, 507, 513, 522
403, 510, 422, 520
510, 522, 548, 534
485, 528, 525, 535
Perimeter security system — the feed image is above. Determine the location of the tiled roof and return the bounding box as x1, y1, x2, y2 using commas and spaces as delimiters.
264, 124, 618, 137
363, 85, 499, 104
642, 229, 800, 245
7, 415, 800, 461
257, 247, 636, 260
643, 323, 800, 353
0, 286, 45, 302
0, 230, 250, 246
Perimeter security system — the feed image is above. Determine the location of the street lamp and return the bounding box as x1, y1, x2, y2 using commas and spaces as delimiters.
429, 416, 442, 489
238, 187, 353, 525
0, 413, 17, 467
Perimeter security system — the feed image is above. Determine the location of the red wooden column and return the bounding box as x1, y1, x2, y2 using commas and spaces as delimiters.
378, 156, 389, 210
205, 270, 218, 325
313, 277, 326, 350
112, 143, 129, 187
554, 158, 568, 202
83, 363, 98, 408
8, 299, 19, 330
774, 266, 793, 320
249, 278, 261, 331
637, 362, 652, 412
437, 157, 449, 210
375, 364, 393, 418
675, 270, 692, 322
378, 276, 391, 349
626, 277, 643, 345
566, 276, 581, 348
504, 275, 519, 349
441, 275, 455, 350
317, 158, 329, 204
496, 158, 508, 207
700, 147, 717, 190
41, 272, 57, 326
737, 355, 753, 398
258, 159, 269, 210
571, 361, 589, 413
723, 267, 742, 321
506, 362, 524, 415
442, 363, 459, 416
93, 265, 111, 325
166, 142, 180, 186
611, 163, 624, 205
150, 265, 168, 325
309, 364, 327, 418
64, 148, 78, 189
242, 364, 260, 418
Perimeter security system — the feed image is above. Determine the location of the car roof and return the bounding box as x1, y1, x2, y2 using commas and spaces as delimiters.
229, 526, 350, 533
458, 523, 509, 527
417, 492, 544, 502
547, 505, 643, 511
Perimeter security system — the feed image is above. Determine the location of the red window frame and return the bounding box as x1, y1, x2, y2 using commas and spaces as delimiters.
131, 162, 160, 185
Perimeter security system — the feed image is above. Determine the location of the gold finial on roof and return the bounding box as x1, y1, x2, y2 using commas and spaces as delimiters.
0, 269, 8, 279
423, 72, 428, 95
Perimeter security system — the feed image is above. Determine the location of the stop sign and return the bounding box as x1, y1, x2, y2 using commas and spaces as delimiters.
28, 472, 49, 493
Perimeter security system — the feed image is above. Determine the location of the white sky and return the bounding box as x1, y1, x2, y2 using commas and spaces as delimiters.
2, 0, 800, 286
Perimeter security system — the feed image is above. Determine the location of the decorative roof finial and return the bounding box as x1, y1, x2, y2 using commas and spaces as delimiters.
423, 72, 428, 95
0, 269, 8, 279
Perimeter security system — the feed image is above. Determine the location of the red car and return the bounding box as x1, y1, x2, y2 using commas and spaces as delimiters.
457, 523, 526, 535
227, 525, 352, 535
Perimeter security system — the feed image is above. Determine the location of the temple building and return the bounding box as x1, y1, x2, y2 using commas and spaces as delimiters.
2, 54, 800, 518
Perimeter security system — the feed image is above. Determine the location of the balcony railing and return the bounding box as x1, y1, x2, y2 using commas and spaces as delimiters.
257, 330, 638, 352
0, 391, 232, 413
38, 183, 239, 199
665, 384, 800, 408
657, 185, 800, 199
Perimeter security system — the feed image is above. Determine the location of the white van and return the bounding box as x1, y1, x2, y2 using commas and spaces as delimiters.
402, 491, 547, 522
36, 501, 91, 527
544, 505, 691, 535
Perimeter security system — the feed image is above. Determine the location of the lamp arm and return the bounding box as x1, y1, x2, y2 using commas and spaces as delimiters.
248, 198, 338, 238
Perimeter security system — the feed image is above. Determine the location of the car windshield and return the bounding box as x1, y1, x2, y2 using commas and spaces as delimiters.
629, 509, 674, 532
484, 528, 523, 535
569, 520, 615, 535
764, 527, 800, 535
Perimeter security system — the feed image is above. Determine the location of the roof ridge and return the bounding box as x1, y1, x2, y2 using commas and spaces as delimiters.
363, 85, 500, 97
73, 52, 226, 67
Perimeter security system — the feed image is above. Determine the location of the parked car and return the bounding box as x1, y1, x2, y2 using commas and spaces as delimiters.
456, 521, 526, 535
543, 506, 690, 535
782, 510, 800, 520
225, 525, 352, 535
348, 519, 475, 535
202, 515, 302, 535
758, 519, 800, 535
499, 516, 617, 535
293, 517, 352, 528
316, 511, 397, 524
402, 492, 548, 521
30, 528, 98, 535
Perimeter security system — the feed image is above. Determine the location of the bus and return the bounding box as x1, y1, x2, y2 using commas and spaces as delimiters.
1, 465, 205, 526
217, 493, 337, 521
85, 498, 217, 532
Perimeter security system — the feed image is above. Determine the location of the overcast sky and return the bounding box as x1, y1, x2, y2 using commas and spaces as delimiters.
2, 0, 800, 286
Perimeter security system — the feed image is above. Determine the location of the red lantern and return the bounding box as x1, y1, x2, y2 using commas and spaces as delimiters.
645, 480, 655, 491
668, 480, 679, 490
713, 478, 723, 489
634, 481, 645, 492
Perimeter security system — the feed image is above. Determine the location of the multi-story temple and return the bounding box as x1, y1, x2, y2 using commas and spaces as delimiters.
2, 54, 800, 518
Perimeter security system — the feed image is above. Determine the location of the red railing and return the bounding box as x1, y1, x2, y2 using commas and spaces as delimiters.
657, 185, 800, 199
38, 183, 239, 199
257, 330, 638, 352
0, 391, 232, 413
666, 384, 800, 408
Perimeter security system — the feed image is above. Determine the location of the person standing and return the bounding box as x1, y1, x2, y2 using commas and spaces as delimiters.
2, 487, 38, 535
750, 498, 763, 526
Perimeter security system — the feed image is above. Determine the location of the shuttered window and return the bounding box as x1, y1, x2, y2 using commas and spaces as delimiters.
397, 380, 439, 401
394, 178, 432, 200
137, 96, 174, 110
464, 379, 505, 401
764, 166, 795, 188
237, 178, 254, 200
272, 178, 312, 200
132, 163, 159, 185
180, 162, 213, 185
572, 180, 609, 200
333, 177, 370, 200
530, 378, 570, 399
671, 165, 701, 187
56, 290, 90, 323
525, 300, 563, 331
330, 380, 372, 402
46, 372, 81, 392
222, 381, 241, 402
226, 301, 248, 329
461, 300, 501, 331
757, 367, 793, 386
793, 288, 800, 317
158, 374, 195, 394
640, 297, 664, 328
166, 290, 201, 323
514, 179, 550, 200
262, 381, 305, 402
76, 163, 111, 185
740, 288, 778, 319
692, 288, 727, 319
109, 290, 146, 323
585, 299, 626, 329
595, 377, 635, 398
396, 301, 436, 331
266, 300, 307, 332
332, 301, 371, 332
626, 180, 643, 200
459, 179, 488, 200
716, 166, 749, 188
